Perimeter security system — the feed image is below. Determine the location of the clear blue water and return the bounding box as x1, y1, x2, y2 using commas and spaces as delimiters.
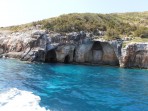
0, 59, 148, 111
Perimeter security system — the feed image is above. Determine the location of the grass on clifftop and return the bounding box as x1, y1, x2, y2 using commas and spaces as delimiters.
123, 37, 148, 48
0, 12, 148, 41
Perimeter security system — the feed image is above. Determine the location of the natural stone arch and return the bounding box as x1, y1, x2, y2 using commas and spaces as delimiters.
45, 49, 57, 63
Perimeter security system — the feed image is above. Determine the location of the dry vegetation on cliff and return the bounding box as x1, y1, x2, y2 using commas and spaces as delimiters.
0, 12, 148, 41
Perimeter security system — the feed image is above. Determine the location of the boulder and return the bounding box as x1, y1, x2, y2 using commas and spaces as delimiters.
3, 52, 22, 59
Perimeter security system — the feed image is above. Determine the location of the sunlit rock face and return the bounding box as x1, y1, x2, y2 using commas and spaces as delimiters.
0, 32, 31, 53
0, 30, 123, 66
74, 41, 119, 65
100, 42, 119, 65
21, 31, 49, 62
55, 45, 75, 63
74, 43, 93, 63
0, 30, 147, 68
52, 41, 119, 65
120, 43, 148, 69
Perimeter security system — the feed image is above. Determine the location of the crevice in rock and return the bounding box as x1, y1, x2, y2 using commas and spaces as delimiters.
20, 43, 32, 61
73, 48, 76, 62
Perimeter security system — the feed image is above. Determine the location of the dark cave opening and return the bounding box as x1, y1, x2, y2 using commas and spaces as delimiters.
64, 55, 70, 63
92, 41, 103, 50
45, 49, 57, 63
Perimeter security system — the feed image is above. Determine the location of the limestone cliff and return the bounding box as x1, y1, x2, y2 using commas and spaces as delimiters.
120, 43, 148, 69
0, 30, 147, 69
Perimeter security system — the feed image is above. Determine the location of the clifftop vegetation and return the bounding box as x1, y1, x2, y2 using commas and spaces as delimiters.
0, 12, 148, 40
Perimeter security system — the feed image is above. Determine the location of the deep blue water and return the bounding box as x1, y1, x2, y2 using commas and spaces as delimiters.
0, 59, 148, 111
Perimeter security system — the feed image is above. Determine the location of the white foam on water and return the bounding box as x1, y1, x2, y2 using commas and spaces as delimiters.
0, 88, 50, 111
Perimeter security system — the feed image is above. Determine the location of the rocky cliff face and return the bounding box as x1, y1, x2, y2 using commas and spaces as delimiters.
72, 41, 119, 65
120, 43, 148, 69
0, 30, 48, 61
0, 30, 147, 69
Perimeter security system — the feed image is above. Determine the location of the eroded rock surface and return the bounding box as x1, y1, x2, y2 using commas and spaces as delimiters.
0, 30, 147, 69
74, 41, 119, 65
120, 43, 148, 69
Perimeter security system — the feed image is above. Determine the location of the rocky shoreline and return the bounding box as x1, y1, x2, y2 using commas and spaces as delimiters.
0, 30, 148, 69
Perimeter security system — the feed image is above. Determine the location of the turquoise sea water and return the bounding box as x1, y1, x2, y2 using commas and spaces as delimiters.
0, 59, 148, 111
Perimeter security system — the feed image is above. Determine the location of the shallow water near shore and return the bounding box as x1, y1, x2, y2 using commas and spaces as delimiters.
0, 59, 148, 111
